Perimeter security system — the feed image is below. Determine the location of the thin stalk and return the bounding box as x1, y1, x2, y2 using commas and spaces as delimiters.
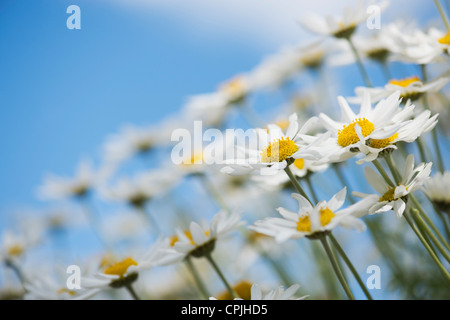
411, 195, 450, 253
284, 165, 311, 203
185, 256, 210, 299
384, 154, 401, 185
416, 138, 428, 165
421, 63, 445, 173
328, 233, 373, 300
205, 253, 237, 299
199, 173, 231, 213
403, 211, 450, 282
434, 0, 450, 31
347, 37, 373, 87
304, 174, 319, 204
125, 283, 141, 300
372, 159, 395, 187
319, 235, 355, 300
412, 210, 438, 257
332, 164, 356, 204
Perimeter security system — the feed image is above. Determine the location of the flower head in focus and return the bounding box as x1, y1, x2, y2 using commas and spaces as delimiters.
221, 113, 326, 176
319, 91, 416, 163
250, 187, 376, 242
353, 154, 432, 218
154, 210, 245, 265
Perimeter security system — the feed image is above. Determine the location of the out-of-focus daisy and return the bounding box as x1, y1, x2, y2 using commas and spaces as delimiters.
386, 22, 450, 64
353, 154, 432, 218
298, 0, 388, 39
249, 41, 329, 90
423, 171, 450, 214
155, 210, 245, 265
102, 122, 172, 166
349, 76, 450, 103
318, 91, 415, 163
221, 113, 326, 176
0, 229, 40, 265
182, 74, 254, 128
37, 159, 101, 201
210, 281, 305, 300
250, 187, 377, 242
100, 169, 179, 209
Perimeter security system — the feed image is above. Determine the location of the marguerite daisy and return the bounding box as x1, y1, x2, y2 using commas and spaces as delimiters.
221, 113, 326, 176
318, 91, 415, 163
353, 154, 432, 217
249, 187, 377, 242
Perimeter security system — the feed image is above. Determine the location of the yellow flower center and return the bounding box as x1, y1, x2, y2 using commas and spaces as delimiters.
216, 280, 253, 300
293, 158, 305, 170
170, 230, 210, 246
182, 152, 203, 166
379, 187, 396, 202
104, 257, 138, 277
7, 245, 24, 257
438, 32, 450, 45
260, 137, 299, 163
296, 207, 335, 232
220, 77, 247, 101
57, 288, 76, 296
388, 76, 421, 88
370, 133, 399, 149
337, 118, 375, 147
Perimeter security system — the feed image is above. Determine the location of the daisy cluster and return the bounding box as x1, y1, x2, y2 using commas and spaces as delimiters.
1, 0, 450, 301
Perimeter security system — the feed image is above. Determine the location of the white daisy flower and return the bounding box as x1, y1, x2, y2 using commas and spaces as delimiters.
250, 187, 377, 242
298, 0, 389, 39
221, 113, 327, 176
318, 91, 415, 163
422, 171, 450, 214
155, 210, 245, 265
182, 74, 254, 128
102, 123, 172, 166
348, 75, 450, 103
249, 41, 329, 90
210, 282, 305, 300
353, 154, 432, 218
99, 168, 179, 209
37, 159, 101, 201
386, 23, 450, 64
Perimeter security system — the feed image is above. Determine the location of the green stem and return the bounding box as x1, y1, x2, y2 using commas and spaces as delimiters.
347, 37, 373, 87
328, 233, 374, 300
284, 165, 311, 203
332, 164, 356, 204
434, 0, 450, 31
125, 283, 141, 300
372, 159, 395, 187
185, 256, 210, 299
304, 174, 319, 204
205, 253, 237, 299
319, 235, 355, 300
403, 211, 450, 282
411, 196, 450, 252
199, 173, 231, 213
421, 63, 445, 173
384, 154, 401, 185
416, 138, 428, 165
